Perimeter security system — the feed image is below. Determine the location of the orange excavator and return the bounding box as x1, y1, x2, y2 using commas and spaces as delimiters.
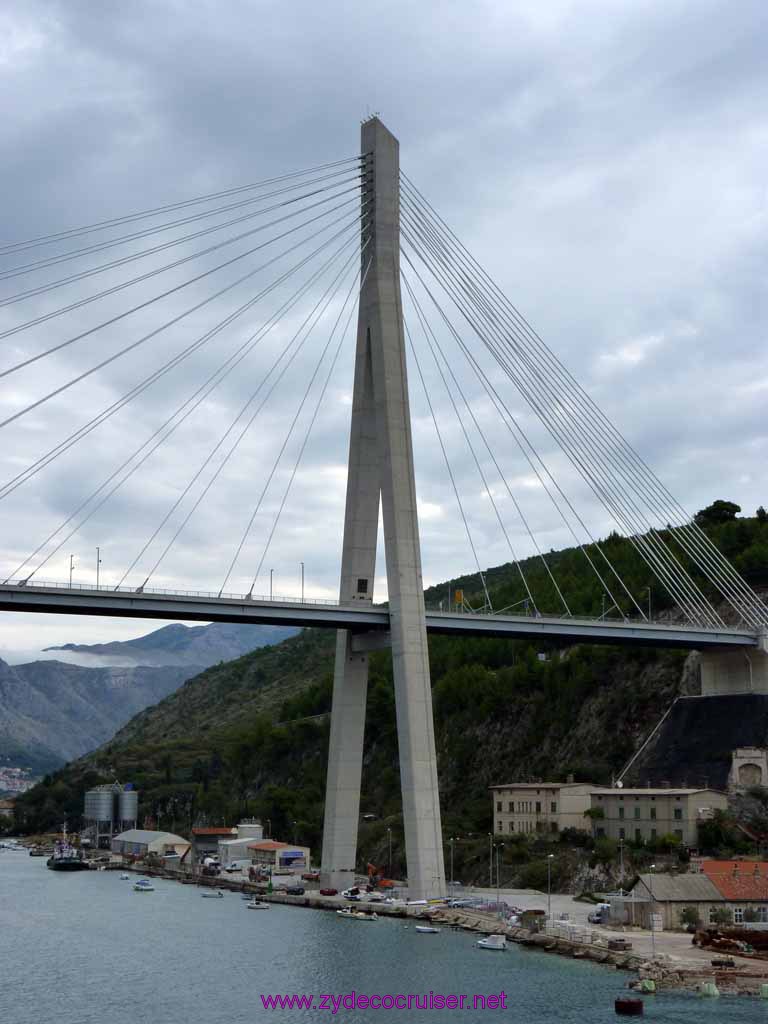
367, 862, 395, 889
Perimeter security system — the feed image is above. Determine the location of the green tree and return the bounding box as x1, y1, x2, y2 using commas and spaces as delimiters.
756, 506, 767, 523
679, 906, 700, 929
694, 500, 740, 527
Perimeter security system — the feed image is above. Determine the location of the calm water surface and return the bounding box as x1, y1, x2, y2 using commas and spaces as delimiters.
1, 852, 764, 1023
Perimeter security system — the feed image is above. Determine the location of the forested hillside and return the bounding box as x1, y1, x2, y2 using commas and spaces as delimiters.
15, 506, 767, 878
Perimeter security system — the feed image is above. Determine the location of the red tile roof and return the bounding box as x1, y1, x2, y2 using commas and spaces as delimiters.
191, 827, 236, 836
247, 840, 289, 850
701, 860, 768, 901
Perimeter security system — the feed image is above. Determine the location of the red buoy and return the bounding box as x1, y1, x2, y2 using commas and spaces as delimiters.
615, 997, 643, 1016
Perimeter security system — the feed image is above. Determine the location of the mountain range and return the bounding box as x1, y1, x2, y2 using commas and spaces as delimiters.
1, 622, 298, 772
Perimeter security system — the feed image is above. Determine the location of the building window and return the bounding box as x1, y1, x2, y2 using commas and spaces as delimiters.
508, 802, 513, 813
650, 807, 656, 820
619, 828, 625, 840
674, 808, 682, 821
509, 822, 514, 833
651, 829, 657, 841
550, 822, 558, 833
734, 908, 744, 924
618, 807, 625, 820
536, 801, 541, 814
551, 802, 557, 813
674, 829, 683, 841
357, 578, 368, 594
634, 807, 641, 820
596, 828, 605, 838
709, 906, 720, 925
635, 829, 642, 842
496, 802, 502, 812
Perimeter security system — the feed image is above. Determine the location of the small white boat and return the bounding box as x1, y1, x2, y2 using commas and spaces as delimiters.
415, 925, 440, 934
246, 900, 270, 910
201, 890, 224, 899
133, 879, 154, 892
477, 934, 506, 950
120, 873, 130, 880
337, 908, 378, 921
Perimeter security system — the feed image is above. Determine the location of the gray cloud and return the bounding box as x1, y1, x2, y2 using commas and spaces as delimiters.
1, 0, 766, 653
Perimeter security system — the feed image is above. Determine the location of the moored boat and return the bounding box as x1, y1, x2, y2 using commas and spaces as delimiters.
415, 925, 440, 934
246, 900, 270, 910
337, 908, 378, 921
46, 825, 89, 872
477, 934, 506, 950
133, 878, 154, 892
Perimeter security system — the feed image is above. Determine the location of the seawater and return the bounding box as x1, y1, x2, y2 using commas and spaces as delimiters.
0, 853, 763, 1023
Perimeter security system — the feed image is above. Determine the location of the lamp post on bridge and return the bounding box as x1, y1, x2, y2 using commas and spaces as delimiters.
387, 827, 392, 876
300, 562, 305, 603
96, 547, 102, 589
270, 569, 274, 601
69, 554, 75, 587
645, 586, 652, 621
448, 836, 455, 889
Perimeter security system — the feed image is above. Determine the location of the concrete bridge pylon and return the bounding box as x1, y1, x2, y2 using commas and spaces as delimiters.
319, 118, 446, 899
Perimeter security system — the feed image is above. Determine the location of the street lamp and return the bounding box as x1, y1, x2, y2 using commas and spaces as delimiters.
69, 554, 75, 587
449, 837, 455, 888
645, 586, 652, 621
495, 842, 504, 907
300, 562, 305, 603
488, 833, 493, 889
96, 547, 102, 589
266, 818, 271, 839
618, 839, 625, 894
649, 863, 656, 959
270, 569, 274, 601
547, 853, 554, 919
292, 819, 297, 844
387, 827, 392, 876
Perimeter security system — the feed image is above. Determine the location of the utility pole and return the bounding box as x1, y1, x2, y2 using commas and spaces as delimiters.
96, 547, 102, 589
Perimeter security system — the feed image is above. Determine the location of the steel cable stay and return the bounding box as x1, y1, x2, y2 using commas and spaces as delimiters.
400, 178, 767, 630
245, 258, 372, 597
402, 270, 566, 618
400, 244, 653, 625
118, 246, 368, 594
219, 253, 372, 598
400, 219, 725, 627
2, 236, 362, 585
401, 206, 750, 629
0, 169, 364, 288
0, 218, 366, 505
400, 196, 756, 627
0, 204, 363, 432
402, 313, 493, 614
403, 233, 718, 629
0, 191, 363, 384
0, 155, 365, 259
0, 177, 365, 338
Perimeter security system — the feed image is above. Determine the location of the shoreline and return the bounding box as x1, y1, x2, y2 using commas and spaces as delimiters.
112, 863, 768, 998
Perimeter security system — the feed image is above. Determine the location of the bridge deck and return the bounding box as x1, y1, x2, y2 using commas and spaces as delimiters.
0, 581, 757, 649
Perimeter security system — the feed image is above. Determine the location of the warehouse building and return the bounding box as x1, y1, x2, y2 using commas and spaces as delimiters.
247, 840, 310, 874
112, 828, 190, 863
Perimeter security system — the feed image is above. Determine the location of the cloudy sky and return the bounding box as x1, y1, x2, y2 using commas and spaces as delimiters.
1, 0, 766, 660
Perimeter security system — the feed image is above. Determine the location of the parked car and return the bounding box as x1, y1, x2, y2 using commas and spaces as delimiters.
341, 887, 361, 900
320, 888, 338, 896
301, 871, 320, 882
286, 885, 306, 896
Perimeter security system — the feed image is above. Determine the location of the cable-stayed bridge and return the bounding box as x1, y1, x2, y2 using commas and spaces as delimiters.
1, 118, 766, 897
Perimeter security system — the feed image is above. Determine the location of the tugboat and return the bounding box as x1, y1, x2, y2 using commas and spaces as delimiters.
46, 825, 89, 872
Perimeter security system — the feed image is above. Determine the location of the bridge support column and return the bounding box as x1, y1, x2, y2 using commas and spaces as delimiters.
320, 117, 446, 899
700, 638, 768, 695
